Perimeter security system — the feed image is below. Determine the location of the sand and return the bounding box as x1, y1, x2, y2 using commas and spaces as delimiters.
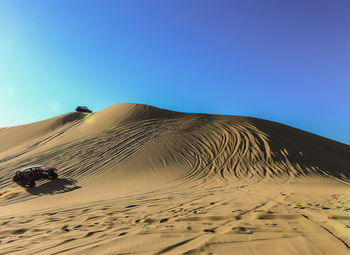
0, 103, 350, 254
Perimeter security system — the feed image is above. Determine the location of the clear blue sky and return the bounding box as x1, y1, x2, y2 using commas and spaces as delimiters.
0, 0, 349, 145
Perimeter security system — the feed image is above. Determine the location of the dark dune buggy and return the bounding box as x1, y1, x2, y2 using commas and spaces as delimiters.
12, 165, 58, 188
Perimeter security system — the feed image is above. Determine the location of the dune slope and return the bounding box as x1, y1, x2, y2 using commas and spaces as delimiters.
0, 103, 350, 255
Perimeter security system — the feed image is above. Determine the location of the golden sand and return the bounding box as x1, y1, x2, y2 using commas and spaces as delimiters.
1, 103, 349, 254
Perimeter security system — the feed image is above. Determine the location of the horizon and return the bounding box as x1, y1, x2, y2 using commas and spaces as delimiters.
2, 102, 349, 146
1, 0, 349, 145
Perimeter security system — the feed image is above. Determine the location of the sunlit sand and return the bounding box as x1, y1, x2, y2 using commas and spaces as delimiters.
1, 103, 349, 255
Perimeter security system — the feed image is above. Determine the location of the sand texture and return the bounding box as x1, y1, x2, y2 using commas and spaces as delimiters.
1, 103, 350, 254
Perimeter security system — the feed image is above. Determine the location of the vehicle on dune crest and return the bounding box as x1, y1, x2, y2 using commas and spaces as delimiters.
12, 165, 58, 188
75, 106, 92, 113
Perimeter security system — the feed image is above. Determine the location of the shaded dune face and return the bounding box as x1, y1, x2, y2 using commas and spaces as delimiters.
0, 103, 350, 198
251, 118, 350, 180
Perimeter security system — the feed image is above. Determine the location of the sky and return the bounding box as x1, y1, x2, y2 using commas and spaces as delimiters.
0, 0, 349, 145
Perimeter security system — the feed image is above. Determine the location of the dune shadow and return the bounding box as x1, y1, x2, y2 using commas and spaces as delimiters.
26, 178, 81, 195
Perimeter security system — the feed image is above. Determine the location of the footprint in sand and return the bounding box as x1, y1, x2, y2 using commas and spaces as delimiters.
125, 204, 138, 208
160, 218, 169, 223
61, 225, 70, 232
232, 227, 253, 234
12, 228, 27, 235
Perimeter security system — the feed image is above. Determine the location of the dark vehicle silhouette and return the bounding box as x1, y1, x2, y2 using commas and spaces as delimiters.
75, 106, 92, 113
12, 165, 58, 188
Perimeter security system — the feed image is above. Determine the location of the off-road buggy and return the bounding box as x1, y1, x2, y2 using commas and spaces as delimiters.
75, 106, 92, 113
12, 165, 58, 188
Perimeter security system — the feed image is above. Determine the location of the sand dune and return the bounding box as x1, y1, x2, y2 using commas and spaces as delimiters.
1, 103, 350, 254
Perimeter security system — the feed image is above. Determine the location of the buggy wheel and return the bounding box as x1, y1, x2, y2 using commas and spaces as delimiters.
18, 182, 26, 187
12, 175, 19, 182
29, 180, 35, 188
51, 172, 58, 179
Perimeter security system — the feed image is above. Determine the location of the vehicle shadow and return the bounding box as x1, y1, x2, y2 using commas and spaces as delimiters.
26, 178, 81, 195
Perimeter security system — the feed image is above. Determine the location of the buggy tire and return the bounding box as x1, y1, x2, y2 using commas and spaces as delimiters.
12, 175, 19, 182
29, 180, 35, 188
51, 172, 58, 179
18, 182, 26, 187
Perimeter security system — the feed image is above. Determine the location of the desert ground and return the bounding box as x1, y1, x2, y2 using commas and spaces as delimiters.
1, 103, 350, 255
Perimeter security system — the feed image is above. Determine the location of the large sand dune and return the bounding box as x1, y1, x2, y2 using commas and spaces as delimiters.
1, 103, 350, 254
